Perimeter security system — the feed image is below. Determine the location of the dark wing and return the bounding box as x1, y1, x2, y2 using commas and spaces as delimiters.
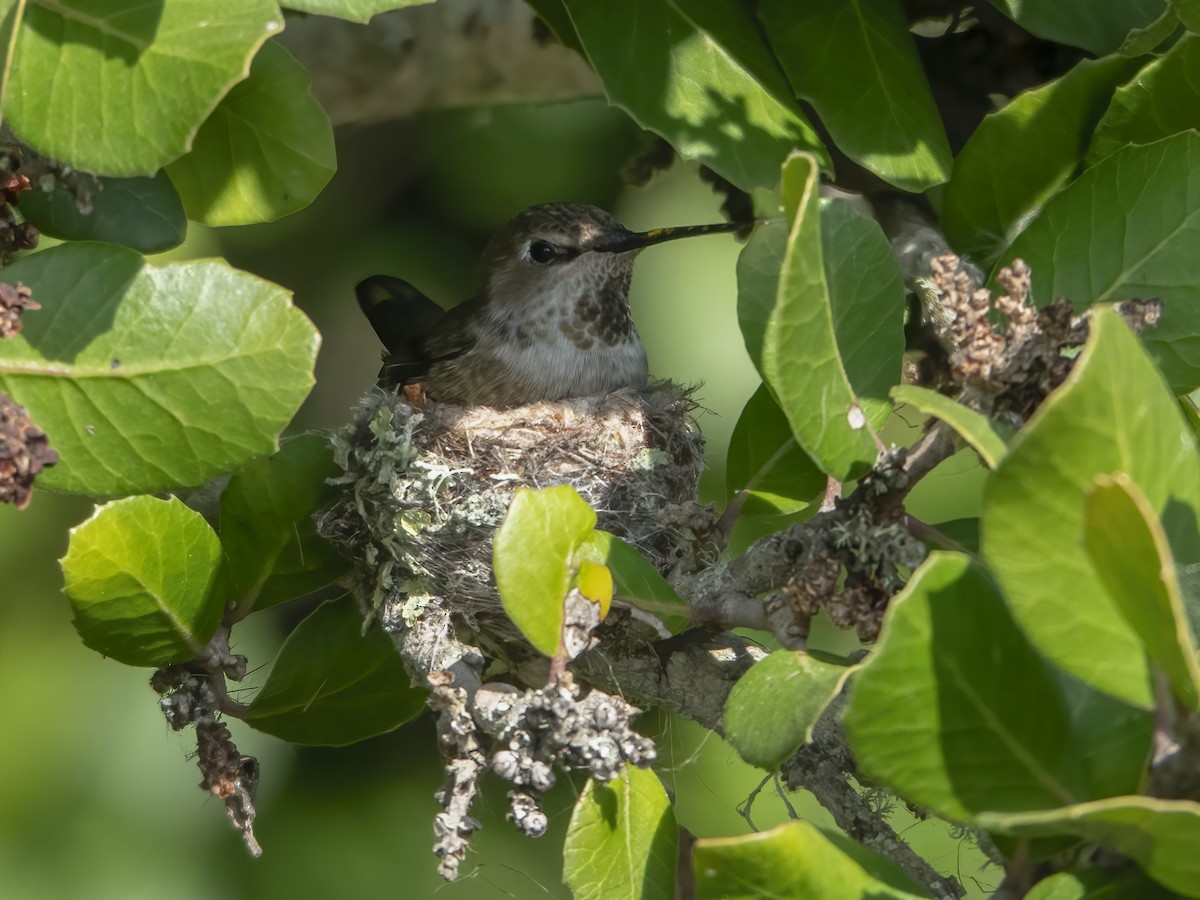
356, 275, 444, 386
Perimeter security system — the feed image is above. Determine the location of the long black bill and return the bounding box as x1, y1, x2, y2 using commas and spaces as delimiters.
592, 221, 742, 254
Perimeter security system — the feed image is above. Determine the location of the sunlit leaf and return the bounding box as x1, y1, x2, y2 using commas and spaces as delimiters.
0, 242, 319, 496
61, 495, 224, 666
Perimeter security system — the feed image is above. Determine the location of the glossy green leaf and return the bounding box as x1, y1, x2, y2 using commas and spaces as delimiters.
6, 0, 283, 176
999, 133, 1200, 392
524, 0, 585, 54
493, 485, 597, 657
1088, 36, 1200, 166
845, 553, 1153, 821
563, 767, 676, 900
280, 0, 432, 23
942, 55, 1144, 265
0, 1, 23, 126
244, 595, 426, 746
891, 384, 1008, 468
0, 242, 319, 496
1118, 5, 1183, 55
1179, 0, 1200, 32
985, 0, 1167, 56
561, 0, 827, 192
983, 309, 1200, 707
724, 650, 856, 770
219, 433, 348, 613
60, 495, 224, 666
758, 0, 951, 192
1083, 474, 1200, 709
979, 797, 1200, 898
726, 384, 824, 515
693, 821, 924, 900
21, 172, 186, 254
166, 41, 336, 226
1027, 868, 1176, 900
738, 155, 878, 481
822, 200, 905, 425
579, 530, 688, 632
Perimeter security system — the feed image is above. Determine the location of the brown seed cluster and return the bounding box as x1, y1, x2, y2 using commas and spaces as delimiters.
0, 281, 39, 338
0, 394, 58, 509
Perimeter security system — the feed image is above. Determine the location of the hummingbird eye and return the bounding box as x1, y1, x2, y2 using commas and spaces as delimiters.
528, 240, 559, 264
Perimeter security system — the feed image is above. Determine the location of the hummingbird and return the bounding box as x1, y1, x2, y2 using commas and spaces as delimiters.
356, 203, 740, 408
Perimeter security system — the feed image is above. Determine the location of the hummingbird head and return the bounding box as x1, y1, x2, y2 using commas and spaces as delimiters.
479, 203, 740, 325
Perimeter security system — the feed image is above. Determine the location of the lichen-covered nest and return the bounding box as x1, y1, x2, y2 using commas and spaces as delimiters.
319, 383, 707, 663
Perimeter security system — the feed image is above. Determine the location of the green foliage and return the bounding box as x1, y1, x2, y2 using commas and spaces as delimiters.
724, 650, 857, 770
891, 384, 1008, 468
985, 0, 1167, 55
942, 55, 1143, 265
759, 0, 952, 191
6, 1, 283, 176
20, 172, 187, 254
551, 0, 828, 192
578, 530, 689, 632
692, 821, 925, 899
1001, 132, 1200, 392
737, 154, 879, 481
983, 310, 1200, 708
563, 767, 677, 900
244, 595, 426, 746
218, 433, 348, 613
493, 484, 598, 657
1083, 475, 1200, 709
281, 0, 433, 23
0, 242, 319, 496
726, 383, 824, 515
60, 495, 225, 666
166, 40, 336, 226
979, 798, 1200, 898
845, 553, 1153, 821
1088, 35, 1200, 164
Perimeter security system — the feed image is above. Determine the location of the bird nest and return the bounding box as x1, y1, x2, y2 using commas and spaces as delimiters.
319, 383, 708, 667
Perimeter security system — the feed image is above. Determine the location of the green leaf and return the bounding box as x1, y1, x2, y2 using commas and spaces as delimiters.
1088, 36, 1200, 166
1179, 0, 1200, 32
166, 41, 336, 226
726, 384, 824, 515
219, 433, 348, 613
758, 0, 952, 192
737, 155, 878, 481
821, 200, 906, 427
244, 595, 426, 746
563, 767, 677, 900
983, 309, 1200, 707
60, 495, 224, 666
280, 0, 432, 23
20, 171, 186, 254
845, 553, 1153, 821
942, 55, 1144, 266
985, 0, 1167, 56
1027, 868, 1176, 900
1000, 131, 1200, 392
1083, 474, 1200, 709
0, 242, 319, 496
724, 650, 857, 770
979, 797, 1200, 898
6, 0, 283, 176
0, 1, 24, 125
693, 821, 924, 900
891, 384, 1008, 468
560, 0, 827, 192
579, 530, 688, 632
1117, 5, 1182, 55
493, 485, 597, 657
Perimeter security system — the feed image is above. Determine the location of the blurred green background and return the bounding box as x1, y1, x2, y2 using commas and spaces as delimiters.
0, 99, 994, 898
